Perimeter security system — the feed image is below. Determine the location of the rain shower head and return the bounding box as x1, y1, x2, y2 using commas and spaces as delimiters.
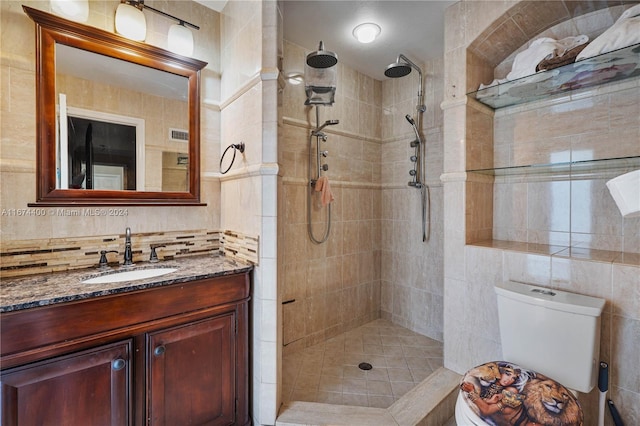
385, 61, 412, 78
306, 41, 338, 69
385, 54, 421, 79
385, 54, 426, 115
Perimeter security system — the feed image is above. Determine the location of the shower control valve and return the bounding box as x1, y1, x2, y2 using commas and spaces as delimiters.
321, 164, 329, 171
321, 150, 329, 157
409, 170, 417, 176
321, 135, 328, 142
410, 155, 417, 162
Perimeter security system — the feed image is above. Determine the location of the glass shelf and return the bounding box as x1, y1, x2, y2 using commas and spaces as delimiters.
467, 43, 640, 109
467, 156, 640, 177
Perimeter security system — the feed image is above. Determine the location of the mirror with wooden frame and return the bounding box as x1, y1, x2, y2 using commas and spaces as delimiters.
24, 5, 207, 206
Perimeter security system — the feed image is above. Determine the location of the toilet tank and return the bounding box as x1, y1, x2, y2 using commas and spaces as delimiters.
495, 281, 605, 393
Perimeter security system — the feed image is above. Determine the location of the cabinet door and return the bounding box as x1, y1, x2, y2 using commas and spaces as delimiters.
1, 340, 131, 426
147, 314, 236, 426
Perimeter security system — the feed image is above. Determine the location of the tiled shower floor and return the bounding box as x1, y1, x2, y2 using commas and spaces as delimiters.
282, 319, 444, 409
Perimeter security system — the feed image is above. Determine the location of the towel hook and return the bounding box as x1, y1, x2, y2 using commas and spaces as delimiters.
220, 142, 245, 174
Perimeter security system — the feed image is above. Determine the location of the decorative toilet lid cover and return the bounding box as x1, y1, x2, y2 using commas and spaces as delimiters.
460, 361, 583, 426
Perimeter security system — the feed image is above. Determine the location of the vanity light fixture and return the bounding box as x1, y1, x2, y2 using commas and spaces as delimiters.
115, 0, 200, 55
168, 22, 194, 56
115, 1, 146, 41
352, 22, 381, 44
50, 0, 89, 23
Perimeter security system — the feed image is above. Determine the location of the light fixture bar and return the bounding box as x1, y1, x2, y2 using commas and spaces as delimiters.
123, 0, 200, 30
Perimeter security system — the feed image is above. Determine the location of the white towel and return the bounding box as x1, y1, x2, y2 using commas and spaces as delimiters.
577, 4, 640, 60
507, 35, 589, 80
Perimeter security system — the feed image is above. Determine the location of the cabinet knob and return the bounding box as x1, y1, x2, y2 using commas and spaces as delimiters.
112, 358, 126, 371
154, 345, 166, 357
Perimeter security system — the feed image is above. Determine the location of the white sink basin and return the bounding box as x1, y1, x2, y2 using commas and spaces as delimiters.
82, 268, 177, 284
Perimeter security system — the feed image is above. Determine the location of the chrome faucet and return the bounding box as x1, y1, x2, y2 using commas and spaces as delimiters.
123, 227, 134, 266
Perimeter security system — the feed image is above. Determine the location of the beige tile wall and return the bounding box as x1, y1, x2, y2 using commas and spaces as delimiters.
443, 2, 640, 424
280, 40, 383, 353
279, 38, 447, 350
380, 57, 445, 341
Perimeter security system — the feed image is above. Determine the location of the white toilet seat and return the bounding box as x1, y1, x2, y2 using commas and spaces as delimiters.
455, 361, 584, 426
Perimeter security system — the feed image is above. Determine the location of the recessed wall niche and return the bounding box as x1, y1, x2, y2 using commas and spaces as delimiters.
464, 1, 640, 258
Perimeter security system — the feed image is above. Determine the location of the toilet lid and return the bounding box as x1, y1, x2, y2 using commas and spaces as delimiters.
459, 361, 583, 426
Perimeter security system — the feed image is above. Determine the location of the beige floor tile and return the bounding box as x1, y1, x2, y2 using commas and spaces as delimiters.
282, 319, 444, 409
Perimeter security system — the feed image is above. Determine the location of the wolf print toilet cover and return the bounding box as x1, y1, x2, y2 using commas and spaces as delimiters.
460, 361, 583, 426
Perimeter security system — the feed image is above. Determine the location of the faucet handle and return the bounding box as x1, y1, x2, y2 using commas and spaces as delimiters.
149, 244, 167, 263
99, 250, 118, 269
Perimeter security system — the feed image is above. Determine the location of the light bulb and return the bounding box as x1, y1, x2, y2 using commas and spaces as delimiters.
115, 2, 146, 42
168, 23, 194, 56
353, 23, 381, 44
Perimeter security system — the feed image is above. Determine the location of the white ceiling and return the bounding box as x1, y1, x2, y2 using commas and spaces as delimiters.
281, 1, 456, 81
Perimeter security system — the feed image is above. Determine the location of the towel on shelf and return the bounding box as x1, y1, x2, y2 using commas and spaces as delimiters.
314, 176, 335, 206
577, 3, 640, 61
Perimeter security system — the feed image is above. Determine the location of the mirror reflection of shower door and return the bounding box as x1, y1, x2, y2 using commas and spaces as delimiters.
60, 103, 145, 190
64, 109, 144, 190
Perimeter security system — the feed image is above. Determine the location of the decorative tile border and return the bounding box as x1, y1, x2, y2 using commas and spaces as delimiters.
221, 230, 259, 266
1, 229, 259, 278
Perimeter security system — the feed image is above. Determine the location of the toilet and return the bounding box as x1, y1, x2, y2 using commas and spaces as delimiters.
455, 280, 606, 426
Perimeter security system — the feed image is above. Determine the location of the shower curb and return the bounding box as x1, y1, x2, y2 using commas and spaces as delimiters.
276, 367, 461, 426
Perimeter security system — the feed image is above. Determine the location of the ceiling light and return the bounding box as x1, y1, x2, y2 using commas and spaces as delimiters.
353, 23, 381, 44
50, 0, 89, 22
168, 22, 194, 56
115, 2, 146, 41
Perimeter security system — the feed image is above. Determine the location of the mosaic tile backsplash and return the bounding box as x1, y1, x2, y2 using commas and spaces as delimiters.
0, 229, 258, 278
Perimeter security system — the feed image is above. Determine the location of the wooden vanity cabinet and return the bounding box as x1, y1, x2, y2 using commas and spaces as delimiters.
1, 340, 131, 425
0, 272, 251, 426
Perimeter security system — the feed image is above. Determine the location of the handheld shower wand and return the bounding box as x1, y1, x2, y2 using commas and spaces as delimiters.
405, 114, 421, 144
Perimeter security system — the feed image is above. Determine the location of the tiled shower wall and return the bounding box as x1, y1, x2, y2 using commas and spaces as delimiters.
380, 58, 445, 341
280, 40, 383, 352
443, 2, 640, 424
279, 39, 446, 352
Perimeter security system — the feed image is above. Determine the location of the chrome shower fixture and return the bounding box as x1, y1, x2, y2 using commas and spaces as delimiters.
313, 119, 339, 134
386, 54, 429, 242
306, 41, 338, 69
307, 105, 339, 244
385, 54, 426, 113
305, 41, 338, 105
405, 114, 422, 144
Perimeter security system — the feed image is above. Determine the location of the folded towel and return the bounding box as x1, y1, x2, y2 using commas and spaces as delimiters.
576, 3, 640, 60
314, 176, 335, 206
507, 35, 589, 80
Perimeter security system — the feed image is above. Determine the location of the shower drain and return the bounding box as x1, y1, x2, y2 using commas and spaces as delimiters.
358, 362, 373, 371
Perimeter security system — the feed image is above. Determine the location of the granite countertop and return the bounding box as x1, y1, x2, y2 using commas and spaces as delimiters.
0, 254, 253, 313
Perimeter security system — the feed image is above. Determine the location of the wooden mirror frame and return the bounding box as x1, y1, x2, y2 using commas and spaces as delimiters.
24, 6, 208, 206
